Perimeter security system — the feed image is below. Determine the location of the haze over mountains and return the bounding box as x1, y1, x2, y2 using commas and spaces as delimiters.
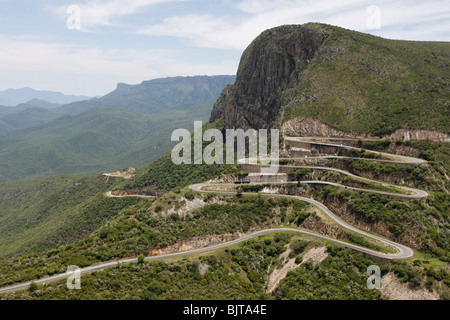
0, 87, 92, 107
0, 75, 236, 181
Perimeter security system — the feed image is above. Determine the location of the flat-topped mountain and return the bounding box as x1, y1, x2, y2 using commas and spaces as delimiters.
60, 75, 236, 115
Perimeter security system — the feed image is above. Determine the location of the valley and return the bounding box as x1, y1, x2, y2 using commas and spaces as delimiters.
0, 135, 448, 299
0, 76, 235, 181
0, 23, 448, 301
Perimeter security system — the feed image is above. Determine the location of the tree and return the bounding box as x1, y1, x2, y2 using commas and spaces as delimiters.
29, 282, 38, 292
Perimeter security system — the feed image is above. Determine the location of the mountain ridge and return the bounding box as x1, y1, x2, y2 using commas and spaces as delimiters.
59, 75, 236, 115
210, 23, 450, 137
0, 87, 92, 107
0, 76, 235, 181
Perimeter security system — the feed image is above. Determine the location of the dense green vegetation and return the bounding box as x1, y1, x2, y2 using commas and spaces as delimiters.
285, 168, 411, 194
3, 235, 448, 300
0, 76, 234, 182
121, 121, 231, 192
360, 139, 450, 175
0, 137, 448, 298
0, 194, 309, 287
0, 105, 61, 134
279, 23, 450, 136
0, 175, 139, 259
285, 140, 449, 192
126, 152, 229, 192
1, 235, 382, 300
310, 185, 449, 261
0, 105, 211, 181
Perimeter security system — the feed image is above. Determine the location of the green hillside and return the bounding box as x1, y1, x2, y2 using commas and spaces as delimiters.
0, 105, 61, 134
0, 24, 448, 301
0, 104, 212, 181
0, 75, 234, 182
279, 24, 450, 135
210, 24, 449, 136
0, 174, 138, 259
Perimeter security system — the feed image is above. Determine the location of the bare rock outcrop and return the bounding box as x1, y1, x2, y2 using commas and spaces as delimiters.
281, 116, 368, 138
210, 24, 327, 129
385, 129, 450, 142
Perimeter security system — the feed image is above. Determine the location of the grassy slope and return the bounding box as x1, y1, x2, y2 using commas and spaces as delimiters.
279, 24, 450, 136
0, 106, 61, 134
0, 120, 229, 260
119, 120, 230, 192
2, 236, 389, 300
0, 174, 139, 259
0, 102, 212, 182
0, 139, 448, 298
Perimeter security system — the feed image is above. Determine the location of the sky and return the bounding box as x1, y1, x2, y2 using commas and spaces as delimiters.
0, 0, 449, 96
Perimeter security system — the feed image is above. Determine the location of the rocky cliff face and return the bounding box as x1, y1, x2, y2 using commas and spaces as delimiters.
210, 24, 326, 129
210, 23, 450, 137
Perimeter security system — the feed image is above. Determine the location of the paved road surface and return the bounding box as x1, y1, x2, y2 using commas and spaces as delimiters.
0, 137, 425, 294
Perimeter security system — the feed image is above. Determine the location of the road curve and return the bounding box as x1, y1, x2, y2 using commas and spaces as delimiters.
284, 137, 427, 164
195, 137, 428, 259
189, 184, 413, 260
0, 137, 425, 294
190, 137, 428, 259
0, 226, 411, 295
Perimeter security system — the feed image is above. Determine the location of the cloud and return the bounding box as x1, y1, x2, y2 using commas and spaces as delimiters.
138, 0, 450, 50
49, 0, 185, 30
0, 37, 237, 95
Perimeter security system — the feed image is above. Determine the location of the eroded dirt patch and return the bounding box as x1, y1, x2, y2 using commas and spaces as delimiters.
381, 273, 439, 300
266, 246, 328, 293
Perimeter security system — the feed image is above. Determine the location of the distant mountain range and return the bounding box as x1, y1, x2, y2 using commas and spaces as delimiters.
0, 75, 236, 181
0, 88, 92, 107
58, 75, 236, 115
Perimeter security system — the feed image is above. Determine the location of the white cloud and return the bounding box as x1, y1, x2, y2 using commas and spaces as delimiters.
138, 0, 450, 50
0, 37, 237, 95
49, 0, 185, 30
2, 0, 448, 95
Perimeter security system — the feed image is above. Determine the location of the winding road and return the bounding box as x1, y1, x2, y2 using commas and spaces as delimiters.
0, 137, 428, 294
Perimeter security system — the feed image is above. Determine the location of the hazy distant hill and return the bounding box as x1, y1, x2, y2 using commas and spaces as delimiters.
0, 88, 91, 107
25, 99, 61, 109
0, 76, 235, 181
59, 75, 236, 115
0, 106, 61, 134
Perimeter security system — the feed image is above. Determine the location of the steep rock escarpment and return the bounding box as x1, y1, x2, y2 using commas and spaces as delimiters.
282, 116, 450, 142
210, 23, 450, 137
210, 24, 326, 129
